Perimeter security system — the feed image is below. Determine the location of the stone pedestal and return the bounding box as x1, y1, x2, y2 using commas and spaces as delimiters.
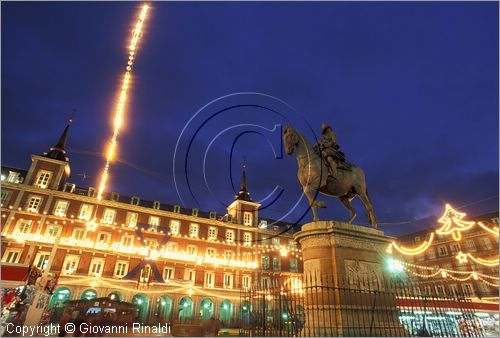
294, 221, 407, 336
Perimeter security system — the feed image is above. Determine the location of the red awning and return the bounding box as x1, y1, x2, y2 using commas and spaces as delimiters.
1, 264, 29, 282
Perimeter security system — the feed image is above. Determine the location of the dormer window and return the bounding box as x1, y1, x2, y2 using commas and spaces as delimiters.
111, 192, 120, 202
243, 212, 253, 226
63, 183, 75, 193
173, 205, 181, 213
153, 201, 161, 210
35, 170, 52, 189
209, 211, 216, 220
131, 196, 140, 206
192, 208, 198, 217
88, 187, 95, 198
259, 220, 268, 228
7, 171, 21, 184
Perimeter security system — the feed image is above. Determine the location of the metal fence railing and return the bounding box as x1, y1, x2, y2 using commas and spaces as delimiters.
239, 273, 484, 337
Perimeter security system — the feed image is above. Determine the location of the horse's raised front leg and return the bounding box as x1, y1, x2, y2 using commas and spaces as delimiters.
339, 195, 356, 224
304, 188, 319, 221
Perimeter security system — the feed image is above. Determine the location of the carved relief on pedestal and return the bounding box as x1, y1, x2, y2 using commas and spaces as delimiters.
299, 235, 333, 249
303, 259, 323, 286
331, 234, 386, 253
344, 259, 383, 291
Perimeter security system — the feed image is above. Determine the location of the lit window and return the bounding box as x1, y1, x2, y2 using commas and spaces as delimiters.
224, 250, 234, 260
62, 255, 80, 275
96, 232, 111, 244
1, 190, 12, 207
208, 226, 217, 241
7, 171, 20, 183
34, 251, 50, 270
45, 224, 61, 237
102, 208, 116, 224
451, 243, 460, 253
89, 257, 105, 277
153, 201, 161, 210
2, 249, 22, 263
163, 267, 174, 281
187, 245, 197, 256
290, 258, 298, 272
140, 264, 152, 283
53, 200, 69, 217
26, 196, 42, 212
243, 232, 252, 246
225, 230, 235, 243
272, 256, 281, 271
114, 261, 129, 278
184, 269, 196, 282
72, 228, 86, 241
192, 208, 198, 216
149, 216, 160, 230
261, 236, 268, 245
462, 284, 474, 297
206, 248, 216, 257
204, 271, 215, 288
16, 220, 33, 234
272, 237, 281, 247
121, 235, 134, 247
126, 212, 138, 228
78, 204, 94, 221
243, 212, 253, 226
438, 246, 448, 257
242, 252, 252, 262
479, 237, 493, 250
223, 273, 233, 289
261, 256, 270, 270
449, 284, 459, 296
169, 220, 180, 235
35, 170, 51, 188
465, 240, 476, 252
242, 275, 252, 289
435, 285, 446, 296
261, 277, 271, 288
289, 239, 297, 249
166, 242, 178, 252
189, 223, 199, 238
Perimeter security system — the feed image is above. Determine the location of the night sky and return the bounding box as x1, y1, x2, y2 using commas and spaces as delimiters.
2, 2, 498, 235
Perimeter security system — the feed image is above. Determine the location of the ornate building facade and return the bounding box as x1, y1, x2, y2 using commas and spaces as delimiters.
1, 122, 303, 325
395, 213, 499, 301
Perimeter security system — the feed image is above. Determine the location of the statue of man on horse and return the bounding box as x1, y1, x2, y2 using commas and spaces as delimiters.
283, 124, 377, 228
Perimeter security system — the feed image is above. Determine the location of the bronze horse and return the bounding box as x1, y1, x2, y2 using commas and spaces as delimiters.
283, 126, 377, 227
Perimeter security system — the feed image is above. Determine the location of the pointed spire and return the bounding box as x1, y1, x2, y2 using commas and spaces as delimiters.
235, 160, 252, 202
44, 116, 73, 162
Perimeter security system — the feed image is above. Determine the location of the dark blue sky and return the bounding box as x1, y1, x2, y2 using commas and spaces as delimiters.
2, 2, 498, 235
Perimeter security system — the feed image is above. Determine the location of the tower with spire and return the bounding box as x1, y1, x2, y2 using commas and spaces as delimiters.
226, 162, 261, 226
25, 117, 73, 190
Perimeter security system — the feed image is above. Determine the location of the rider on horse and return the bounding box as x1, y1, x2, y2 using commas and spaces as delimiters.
318, 123, 349, 176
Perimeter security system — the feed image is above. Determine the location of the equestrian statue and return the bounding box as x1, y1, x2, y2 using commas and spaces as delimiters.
283, 123, 377, 228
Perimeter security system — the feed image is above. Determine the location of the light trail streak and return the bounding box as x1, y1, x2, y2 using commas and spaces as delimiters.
96, 4, 150, 201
